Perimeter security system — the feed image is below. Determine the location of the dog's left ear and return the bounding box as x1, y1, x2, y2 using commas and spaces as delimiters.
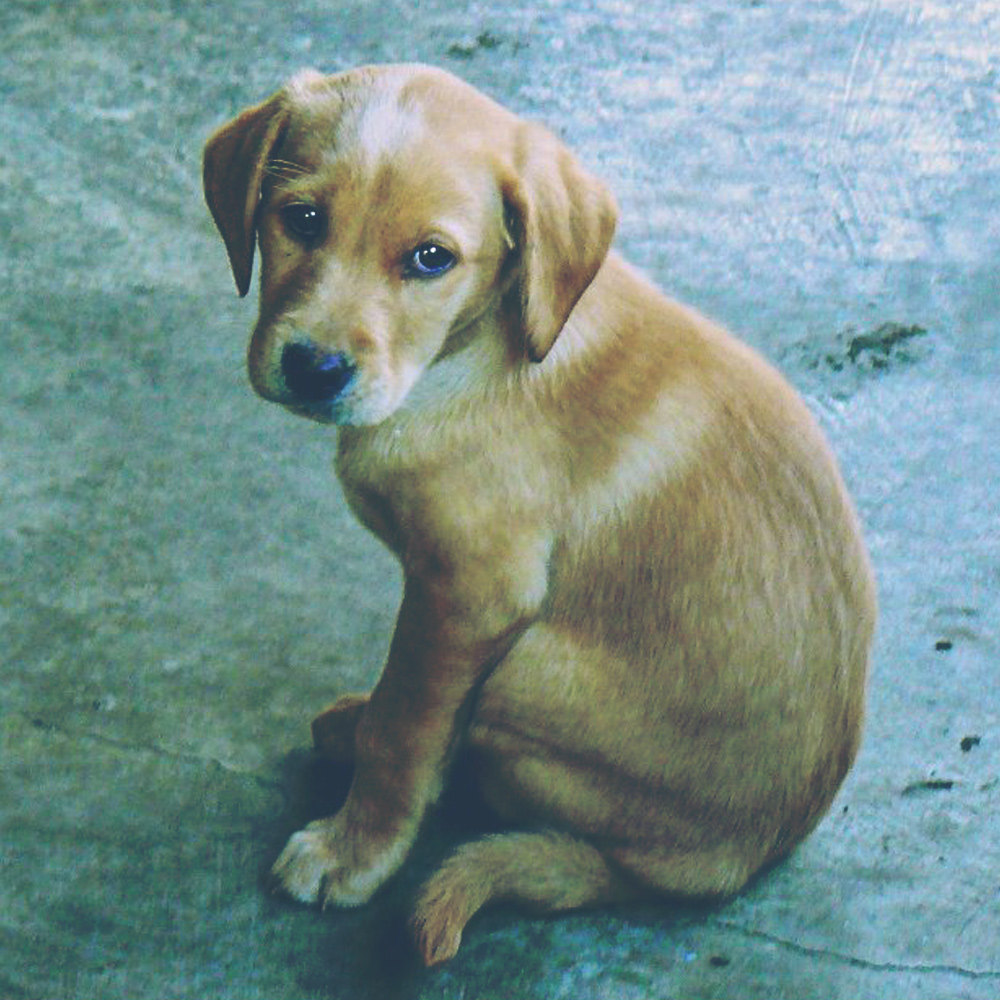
203, 93, 289, 297
501, 123, 617, 362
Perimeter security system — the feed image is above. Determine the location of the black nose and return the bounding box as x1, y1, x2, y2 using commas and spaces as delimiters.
280, 342, 356, 402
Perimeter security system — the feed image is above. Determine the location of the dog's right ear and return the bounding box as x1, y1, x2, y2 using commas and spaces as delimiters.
203, 94, 288, 297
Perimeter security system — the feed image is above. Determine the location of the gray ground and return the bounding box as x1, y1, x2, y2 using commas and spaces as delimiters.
2, 1, 998, 997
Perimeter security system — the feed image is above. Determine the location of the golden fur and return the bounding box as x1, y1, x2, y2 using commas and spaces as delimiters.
203, 63, 876, 965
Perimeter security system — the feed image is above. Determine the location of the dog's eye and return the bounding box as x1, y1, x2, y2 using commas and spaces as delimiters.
406, 243, 456, 278
281, 203, 327, 243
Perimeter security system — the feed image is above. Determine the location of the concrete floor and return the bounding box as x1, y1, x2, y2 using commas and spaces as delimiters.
2, 1, 998, 997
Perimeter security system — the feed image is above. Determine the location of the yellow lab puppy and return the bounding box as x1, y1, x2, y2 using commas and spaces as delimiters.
203, 64, 876, 965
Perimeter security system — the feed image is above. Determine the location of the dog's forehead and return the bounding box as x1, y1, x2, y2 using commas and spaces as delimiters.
282, 65, 512, 170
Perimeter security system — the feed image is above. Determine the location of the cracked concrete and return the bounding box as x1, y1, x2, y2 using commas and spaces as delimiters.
711, 918, 998, 980
1, 0, 998, 997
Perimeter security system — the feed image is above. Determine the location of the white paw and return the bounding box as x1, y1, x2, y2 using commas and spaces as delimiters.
270, 811, 419, 908
270, 826, 335, 904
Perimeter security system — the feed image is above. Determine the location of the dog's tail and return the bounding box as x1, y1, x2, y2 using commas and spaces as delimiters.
410, 831, 637, 965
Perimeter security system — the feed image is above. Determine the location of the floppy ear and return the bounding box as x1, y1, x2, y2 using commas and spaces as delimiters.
502, 123, 617, 361
203, 94, 288, 297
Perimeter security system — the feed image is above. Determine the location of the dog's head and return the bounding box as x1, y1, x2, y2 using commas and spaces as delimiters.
203, 64, 616, 425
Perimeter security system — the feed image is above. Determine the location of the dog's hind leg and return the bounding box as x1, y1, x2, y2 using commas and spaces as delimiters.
310, 693, 370, 763
410, 831, 639, 965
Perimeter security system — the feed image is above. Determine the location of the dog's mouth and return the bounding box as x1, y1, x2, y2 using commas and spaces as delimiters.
278, 341, 358, 423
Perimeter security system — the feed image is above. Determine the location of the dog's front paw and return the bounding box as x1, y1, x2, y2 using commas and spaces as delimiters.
270, 816, 410, 908
270, 823, 341, 904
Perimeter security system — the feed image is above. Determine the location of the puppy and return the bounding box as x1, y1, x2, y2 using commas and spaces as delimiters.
203, 63, 876, 965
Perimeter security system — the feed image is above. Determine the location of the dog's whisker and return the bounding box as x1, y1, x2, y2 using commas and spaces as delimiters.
265, 158, 309, 178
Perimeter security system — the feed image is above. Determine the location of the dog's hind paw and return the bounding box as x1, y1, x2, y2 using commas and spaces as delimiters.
310, 692, 369, 763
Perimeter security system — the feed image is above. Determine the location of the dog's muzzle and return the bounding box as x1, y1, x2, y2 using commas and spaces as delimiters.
280, 341, 357, 417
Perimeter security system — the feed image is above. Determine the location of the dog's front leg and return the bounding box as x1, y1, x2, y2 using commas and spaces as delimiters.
271, 569, 530, 908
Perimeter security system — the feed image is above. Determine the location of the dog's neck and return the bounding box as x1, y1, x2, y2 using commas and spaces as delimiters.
394, 310, 523, 421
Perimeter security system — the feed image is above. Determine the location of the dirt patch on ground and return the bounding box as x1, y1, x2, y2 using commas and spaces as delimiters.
781, 322, 930, 394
